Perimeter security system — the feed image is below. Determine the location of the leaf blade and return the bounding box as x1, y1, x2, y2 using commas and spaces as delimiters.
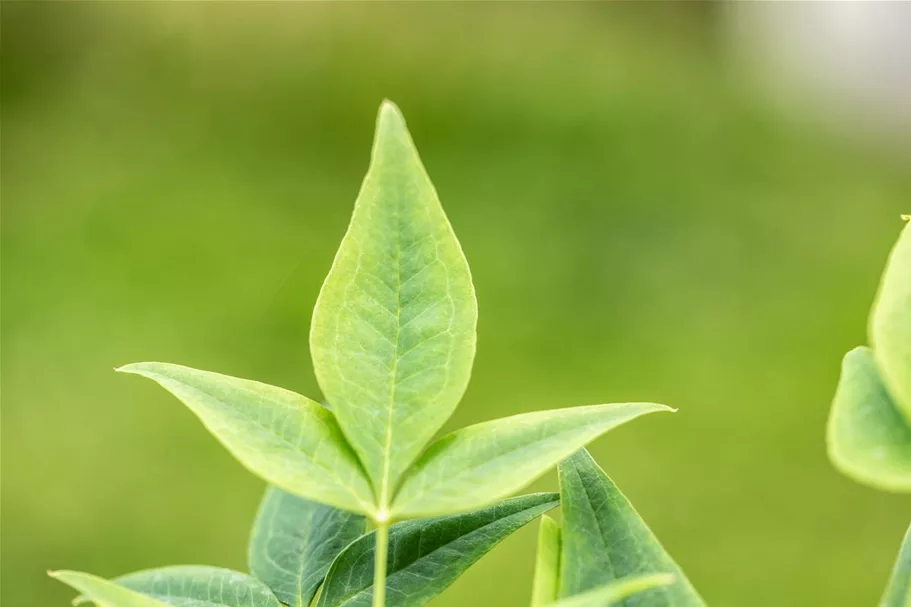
880, 521, 911, 607
558, 449, 706, 606
50, 571, 169, 607
107, 566, 282, 607
549, 575, 676, 607
118, 362, 375, 514
317, 493, 559, 607
871, 221, 911, 420
531, 515, 562, 607
248, 486, 367, 607
827, 347, 911, 493
310, 100, 477, 506
392, 403, 672, 518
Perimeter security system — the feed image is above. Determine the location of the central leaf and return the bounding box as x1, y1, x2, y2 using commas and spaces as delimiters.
310, 101, 477, 508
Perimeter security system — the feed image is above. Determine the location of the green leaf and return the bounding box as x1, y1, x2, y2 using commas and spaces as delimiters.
97, 566, 283, 607
827, 347, 911, 492
871, 221, 911, 421
531, 515, 562, 607
317, 493, 559, 607
310, 100, 477, 509
248, 486, 367, 607
880, 521, 911, 607
392, 403, 672, 518
50, 571, 168, 607
558, 449, 706, 606
548, 575, 676, 607
117, 362, 375, 514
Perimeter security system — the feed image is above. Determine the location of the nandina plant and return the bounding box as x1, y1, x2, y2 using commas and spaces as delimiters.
827, 218, 910, 605
49, 102, 705, 607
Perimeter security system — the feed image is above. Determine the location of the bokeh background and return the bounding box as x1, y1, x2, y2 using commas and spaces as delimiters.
3, 3, 911, 606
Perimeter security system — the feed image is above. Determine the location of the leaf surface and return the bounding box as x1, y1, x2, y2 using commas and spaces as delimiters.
118, 362, 375, 514
310, 100, 477, 508
827, 347, 911, 492
248, 486, 367, 607
549, 575, 675, 607
880, 521, 911, 607
101, 566, 282, 607
558, 449, 705, 606
317, 493, 559, 607
871, 221, 911, 421
50, 571, 169, 607
392, 403, 671, 518
531, 515, 562, 607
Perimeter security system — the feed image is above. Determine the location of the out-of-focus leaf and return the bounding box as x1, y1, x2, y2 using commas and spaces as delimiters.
549, 575, 676, 607
559, 449, 706, 606
880, 521, 911, 607
118, 363, 375, 514
248, 486, 366, 607
828, 347, 911, 493
531, 515, 562, 607
871, 221, 911, 421
318, 493, 559, 607
310, 100, 477, 510
392, 403, 671, 518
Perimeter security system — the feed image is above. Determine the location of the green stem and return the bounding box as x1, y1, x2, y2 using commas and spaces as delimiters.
373, 520, 389, 607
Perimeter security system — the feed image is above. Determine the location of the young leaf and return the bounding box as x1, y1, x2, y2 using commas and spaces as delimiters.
391, 403, 672, 518
871, 221, 911, 421
317, 493, 560, 607
50, 570, 168, 607
310, 100, 477, 509
249, 486, 367, 607
880, 521, 911, 607
93, 566, 283, 607
827, 347, 911, 493
548, 575, 676, 607
558, 449, 706, 606
531, 515, 562, 607
117, 362, 375, 514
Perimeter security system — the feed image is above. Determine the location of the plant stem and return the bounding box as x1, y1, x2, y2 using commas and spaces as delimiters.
373, 520, 389, 607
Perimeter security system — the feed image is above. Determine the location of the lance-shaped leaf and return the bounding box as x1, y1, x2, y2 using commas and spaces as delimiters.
827, 347, 911, 493
549, 575, 676, 607
871, 221, 911, 422
391, 403, 672, 518
531, 515, 562, 607
77, 566, 284, 607
558, 449, 706, 606
880, 521, 911, 607
317, 493, 559, 607
310, 100, 477, 508
50, 571, 168, 607
249, 486, 367, 607
118, 363, 375, 514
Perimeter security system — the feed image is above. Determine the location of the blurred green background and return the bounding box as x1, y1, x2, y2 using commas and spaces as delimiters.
3, 3, 910, 606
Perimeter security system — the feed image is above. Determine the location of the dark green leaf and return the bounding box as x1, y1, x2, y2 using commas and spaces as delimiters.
249, 487, 367, 607
559, 449, 705, 606
318, 493, 559, 607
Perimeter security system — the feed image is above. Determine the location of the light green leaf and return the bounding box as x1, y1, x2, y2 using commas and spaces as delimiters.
94, 566, 283, 607
317, 493, 559, 607
558, 449, 706, 606
50, 571, 169, 607
248, 486, 367, 607
549, 575, 676, 607
310, 100, 477, 509
531, 515, 562, 607
117, 362, 375, 514
871, 221, 911, 421
392, 403, 672, 518
827, 347, 911, 492
880, 521, 911, 607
